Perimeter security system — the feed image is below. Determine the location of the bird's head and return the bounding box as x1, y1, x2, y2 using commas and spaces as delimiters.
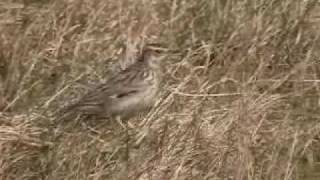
139, 43, 168, 69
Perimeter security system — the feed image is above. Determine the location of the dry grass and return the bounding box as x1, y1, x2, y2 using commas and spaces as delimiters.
1, 0, 320, 179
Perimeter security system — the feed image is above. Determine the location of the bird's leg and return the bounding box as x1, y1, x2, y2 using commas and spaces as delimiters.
115, 115, 126, 129
125, 116, 130, 176
115, 115, 130, 176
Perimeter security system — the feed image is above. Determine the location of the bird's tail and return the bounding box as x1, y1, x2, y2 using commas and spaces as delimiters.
54, 102, 80, 122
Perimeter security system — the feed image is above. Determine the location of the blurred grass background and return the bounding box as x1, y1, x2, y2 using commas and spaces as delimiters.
0, 0, 320, 179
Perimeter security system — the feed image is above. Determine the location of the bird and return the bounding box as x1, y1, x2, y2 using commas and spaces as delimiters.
57, 44, 166, 121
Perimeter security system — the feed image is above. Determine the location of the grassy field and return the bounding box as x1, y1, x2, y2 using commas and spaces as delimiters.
1, 0, 320, 179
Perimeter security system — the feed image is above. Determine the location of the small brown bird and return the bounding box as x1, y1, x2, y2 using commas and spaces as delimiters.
58, 44, 166, 121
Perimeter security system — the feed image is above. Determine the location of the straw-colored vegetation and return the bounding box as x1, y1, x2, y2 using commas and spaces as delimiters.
1, 0, 320, 179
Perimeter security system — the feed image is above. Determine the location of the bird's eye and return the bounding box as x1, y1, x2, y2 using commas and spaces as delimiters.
153, 49, 162, 54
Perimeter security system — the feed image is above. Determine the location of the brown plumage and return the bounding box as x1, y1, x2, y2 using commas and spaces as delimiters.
58, 45, 165, 120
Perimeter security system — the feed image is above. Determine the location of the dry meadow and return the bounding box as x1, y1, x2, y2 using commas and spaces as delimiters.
1, 0, 320, 179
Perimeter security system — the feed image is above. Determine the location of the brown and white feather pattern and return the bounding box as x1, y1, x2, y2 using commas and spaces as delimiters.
58, 50, 162, 120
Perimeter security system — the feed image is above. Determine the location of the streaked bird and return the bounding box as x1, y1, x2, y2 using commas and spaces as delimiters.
58, 44, 166, 121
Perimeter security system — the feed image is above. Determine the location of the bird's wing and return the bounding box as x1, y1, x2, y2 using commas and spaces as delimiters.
82, 83, 142, 103
92, 64, 149, 98
59, 64, 149, 115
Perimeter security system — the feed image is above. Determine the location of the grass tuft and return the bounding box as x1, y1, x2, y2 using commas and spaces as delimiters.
0, 0, 320, 179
